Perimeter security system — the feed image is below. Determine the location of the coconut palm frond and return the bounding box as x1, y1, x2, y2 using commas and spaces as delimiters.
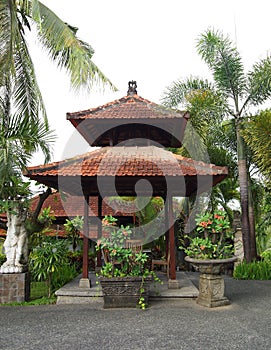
34, 2, 116, 92
197, 29, 246, 104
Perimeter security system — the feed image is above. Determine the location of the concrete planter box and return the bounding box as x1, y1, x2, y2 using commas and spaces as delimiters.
99, 276, 152, 308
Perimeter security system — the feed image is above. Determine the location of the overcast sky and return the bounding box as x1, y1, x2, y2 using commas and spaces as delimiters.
28, 0, 271, 164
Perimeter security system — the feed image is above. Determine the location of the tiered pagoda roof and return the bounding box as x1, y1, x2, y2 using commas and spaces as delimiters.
24, 82, 229, 281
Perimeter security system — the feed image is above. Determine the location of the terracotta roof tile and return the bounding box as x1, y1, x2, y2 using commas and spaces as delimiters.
30, 192, 136, 217
26, 146, 228, 178
67, 95, 188, 120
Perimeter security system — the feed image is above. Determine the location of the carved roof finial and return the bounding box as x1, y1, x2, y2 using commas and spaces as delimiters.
127, 80, 137, 96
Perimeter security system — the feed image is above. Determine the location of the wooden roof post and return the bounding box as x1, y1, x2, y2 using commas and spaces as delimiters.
79, 194, 91, 288
96, 195, 103, 268
163, 196, 169, 263
167, 193, 180, 289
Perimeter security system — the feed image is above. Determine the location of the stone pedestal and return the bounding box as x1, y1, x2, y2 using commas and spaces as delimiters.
79, 278, 91, 288
0, 272, 30, 304
197, 274, 230, 308
168, 279, 180, 289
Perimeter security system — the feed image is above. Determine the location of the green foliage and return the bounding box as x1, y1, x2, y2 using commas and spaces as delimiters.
261, 248, 271, 263
30, 281, 49, 300
135, 196, 165, 242
234, 249, 271, 280
0, 296, 56, 307
242, 110, 271, 186
197, 29, 246, 103
247, 57, 271, 105
163, 28, 271, 262
233, 260, 271, 280
251, 185, 271, 254
29, 237, 69, 297
64, 216, 83, 251
38, 206, 56, 224
181, 210, 234, 259
0, 253, 6, 265
0, 236, 5, 253
97, 215, 149, 277
67, 250, 83, 273
0, 0, 115, 225
50, 263, 78, 292
1, 1, 115, 122
28, 206, 56, 249
96, 216, 160, 308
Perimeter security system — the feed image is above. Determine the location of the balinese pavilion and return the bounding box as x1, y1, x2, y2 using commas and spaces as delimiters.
25, 81, 228, 289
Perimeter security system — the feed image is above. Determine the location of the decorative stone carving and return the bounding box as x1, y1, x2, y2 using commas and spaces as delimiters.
198, 274, 228, 307
99, 276, 151, 308
0, 207, 28, 274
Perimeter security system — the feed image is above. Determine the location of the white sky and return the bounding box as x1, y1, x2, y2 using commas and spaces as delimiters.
28, 0, 271, 165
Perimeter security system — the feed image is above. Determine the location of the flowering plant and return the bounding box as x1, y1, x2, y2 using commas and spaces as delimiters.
96, 216, 161, 309
182, 210, 234, 259
96, 215, 151, 278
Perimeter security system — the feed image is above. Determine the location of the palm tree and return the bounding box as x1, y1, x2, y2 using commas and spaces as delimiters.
0, 114, 55, 203
162, 29, 271, 262
0, 0, 115, 272
1, 0, 115, 126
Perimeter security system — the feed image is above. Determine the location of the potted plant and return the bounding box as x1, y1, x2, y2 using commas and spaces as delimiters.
96, 215, 159, 309
182, 209, 236, 307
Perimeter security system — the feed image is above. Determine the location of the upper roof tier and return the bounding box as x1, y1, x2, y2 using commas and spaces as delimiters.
67, 83, 189, 147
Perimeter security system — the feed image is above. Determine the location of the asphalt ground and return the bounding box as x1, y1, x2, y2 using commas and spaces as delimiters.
0, 273, 271, 350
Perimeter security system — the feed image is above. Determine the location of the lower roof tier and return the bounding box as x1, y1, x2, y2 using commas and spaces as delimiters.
25, 146, 228, 197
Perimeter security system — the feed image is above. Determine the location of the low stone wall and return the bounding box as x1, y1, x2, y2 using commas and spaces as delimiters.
0, 272, 30, 304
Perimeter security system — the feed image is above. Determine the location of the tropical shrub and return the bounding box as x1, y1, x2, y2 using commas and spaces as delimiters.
29, 237, 70, 297
233, 260, 271, 280
64, 216, 83, 252
51, 263, 78, 292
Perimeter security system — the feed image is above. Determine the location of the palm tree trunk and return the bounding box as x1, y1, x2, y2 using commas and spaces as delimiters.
248, 176, 257, 260
236, 122, 252, 262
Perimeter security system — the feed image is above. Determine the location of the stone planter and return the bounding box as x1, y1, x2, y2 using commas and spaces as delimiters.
99, 276, 152, 308
185, 256, 237, 308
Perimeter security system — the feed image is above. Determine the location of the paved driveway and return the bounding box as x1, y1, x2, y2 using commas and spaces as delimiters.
1, 274, 271, 350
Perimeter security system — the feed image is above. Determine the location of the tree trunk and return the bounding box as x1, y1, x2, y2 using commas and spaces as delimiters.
248, 176, 257, 260
236, 123, 252, 262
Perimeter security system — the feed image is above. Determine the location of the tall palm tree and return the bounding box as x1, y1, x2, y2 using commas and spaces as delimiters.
162, 29, 271, 262
0, 1, 115, 271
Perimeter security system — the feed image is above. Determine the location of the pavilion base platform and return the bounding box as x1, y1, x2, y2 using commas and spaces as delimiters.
55, 271, 199, 305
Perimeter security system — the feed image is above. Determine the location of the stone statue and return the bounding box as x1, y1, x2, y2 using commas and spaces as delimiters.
0, 207, 28, 274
